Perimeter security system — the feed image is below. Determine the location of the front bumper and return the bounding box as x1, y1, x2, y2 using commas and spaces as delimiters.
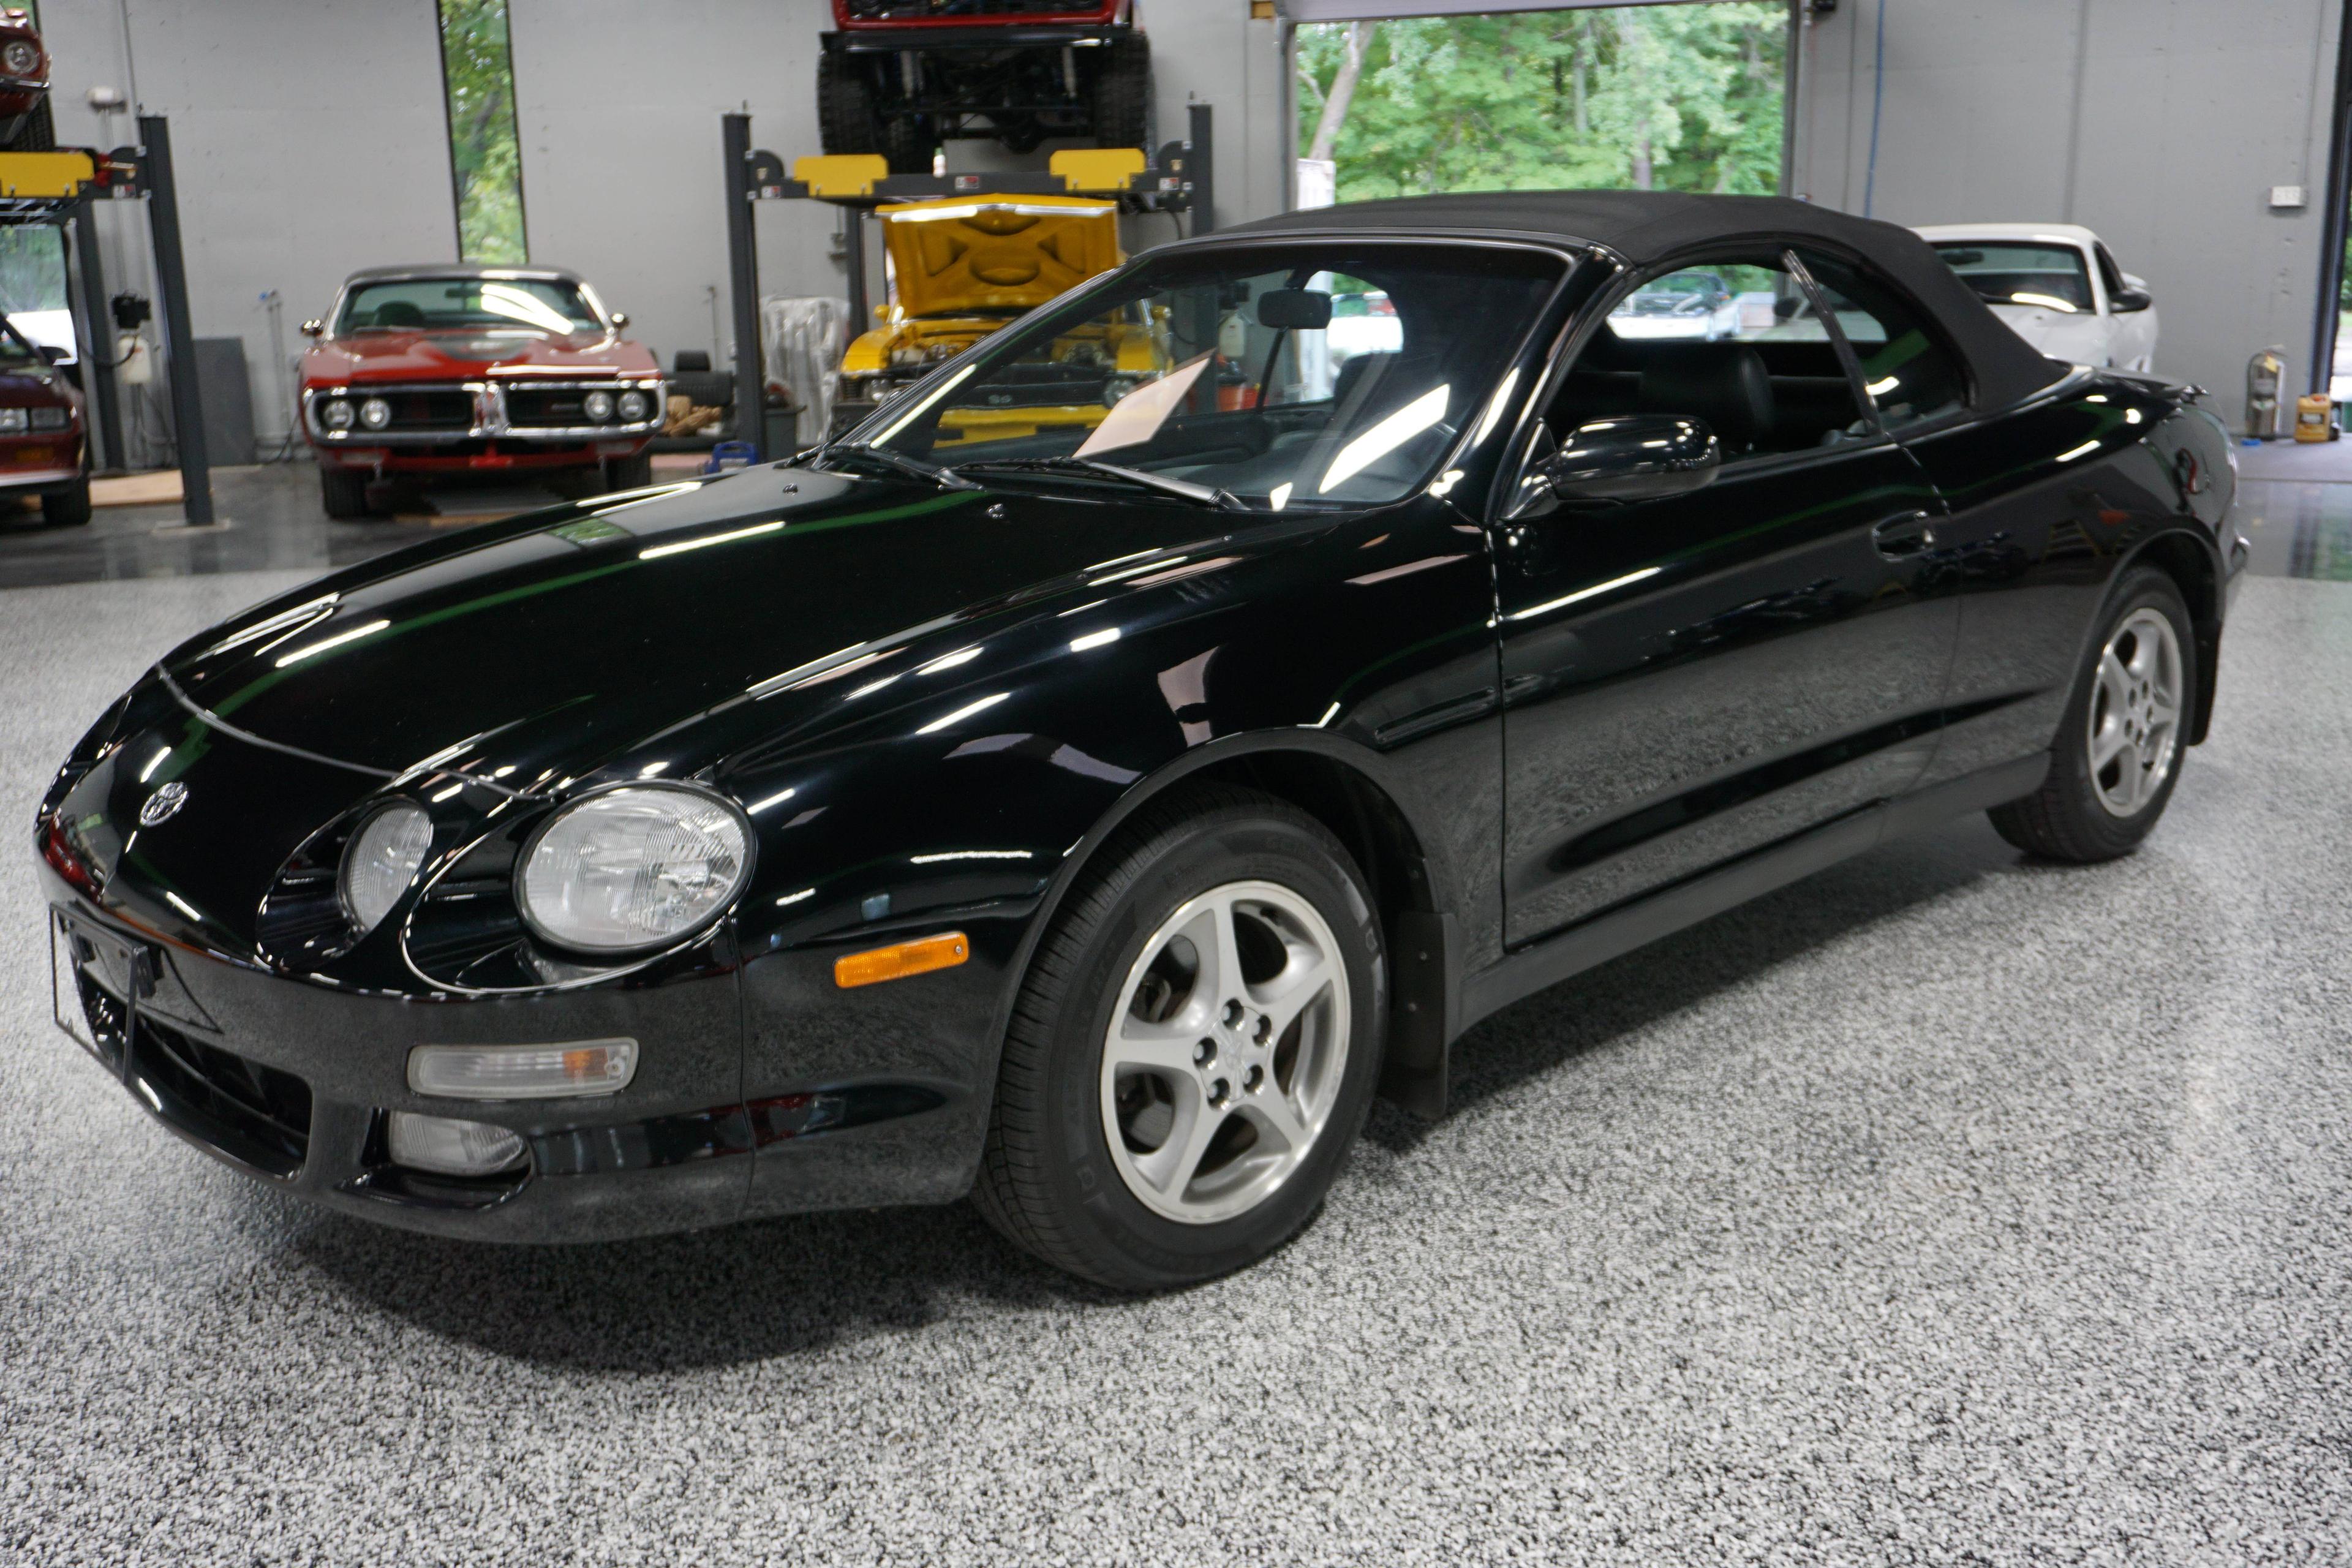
39, 881, 972, 1243
43, 890, 757, 1241
311, 440, 643, 477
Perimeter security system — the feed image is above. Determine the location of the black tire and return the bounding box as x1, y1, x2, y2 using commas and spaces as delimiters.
602, 452, 653, 491
815, 50, 874, 157
1989, 565, 2196, 862
318, 464, 371, 520
1089, 31, 1152, 151
40, 470, 90, 526
6, 96, 53, 153
818, 51, 932, 174
880, 111, 933, 176
973, 784, 1387, 1290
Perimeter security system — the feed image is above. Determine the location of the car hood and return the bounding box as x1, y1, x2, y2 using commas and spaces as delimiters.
303, 330, 656, 382
881, 196, 1122, 318
157, 466, 1234, 791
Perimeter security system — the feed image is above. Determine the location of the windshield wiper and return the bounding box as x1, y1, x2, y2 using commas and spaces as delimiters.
947, 456, 1242, 510
817, 443, 978, 490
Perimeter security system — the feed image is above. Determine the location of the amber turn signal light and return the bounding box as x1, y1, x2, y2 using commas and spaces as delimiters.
834, 931, 970, 988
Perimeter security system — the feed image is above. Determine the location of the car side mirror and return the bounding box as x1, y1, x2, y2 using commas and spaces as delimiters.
609, 311, 630, 330
1539, 414, 1721, 503
301, 318, 324, 337
37, 345, 68, 364
2108, 287, 2152, 314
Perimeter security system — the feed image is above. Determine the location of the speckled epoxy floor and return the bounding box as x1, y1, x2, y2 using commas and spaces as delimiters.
3, 570, 2349, 1565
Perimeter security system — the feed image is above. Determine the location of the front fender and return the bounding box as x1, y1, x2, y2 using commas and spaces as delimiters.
719, 495, 1503, 1205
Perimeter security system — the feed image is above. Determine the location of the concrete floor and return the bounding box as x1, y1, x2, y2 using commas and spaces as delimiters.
0, 456, 710, 590
3, 554, 2349, 1558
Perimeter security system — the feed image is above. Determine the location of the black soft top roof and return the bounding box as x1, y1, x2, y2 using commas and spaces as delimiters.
1226, 189, 2062, 411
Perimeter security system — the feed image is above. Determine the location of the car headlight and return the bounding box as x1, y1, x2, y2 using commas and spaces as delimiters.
321, 398, 354, 431
359, 396, 391, 430
340, 802, 434, 936
616, 390, 648, 422
0, 406, 25, 433
516, 785, 750, 955
2, 41, 39, 76
583, 390, 615, 421
30, 405, 69, 431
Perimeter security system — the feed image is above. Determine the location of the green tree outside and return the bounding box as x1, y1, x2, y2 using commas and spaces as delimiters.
0, 227, 66, 314
1297, 4, 1786, 203
439, 0, 527, 263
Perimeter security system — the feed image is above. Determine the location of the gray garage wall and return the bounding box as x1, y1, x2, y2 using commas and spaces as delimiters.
33, 1, 1289, 466
1789, 0, 2345, 407
503, 0, 1289, 377
40, 0, 459, 462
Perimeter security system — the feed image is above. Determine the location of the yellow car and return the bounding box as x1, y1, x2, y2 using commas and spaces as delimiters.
832, 194, 1166, 445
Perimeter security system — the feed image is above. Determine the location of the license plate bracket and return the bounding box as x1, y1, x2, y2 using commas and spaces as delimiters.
49, 906, 154, 1085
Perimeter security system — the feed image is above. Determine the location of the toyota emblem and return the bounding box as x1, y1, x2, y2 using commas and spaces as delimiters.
138, 781, 189, 826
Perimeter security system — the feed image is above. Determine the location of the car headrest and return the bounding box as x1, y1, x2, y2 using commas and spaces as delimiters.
1637, 343, 1773, 449
372, 301, 426, 328
1331, 350, 1393, 410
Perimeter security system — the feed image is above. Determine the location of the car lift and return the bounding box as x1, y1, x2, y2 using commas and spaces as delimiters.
719, 103, 1213, 463
0, 115, 214, 526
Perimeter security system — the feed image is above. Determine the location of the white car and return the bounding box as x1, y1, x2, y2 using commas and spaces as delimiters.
1913, 223, 2157, 372
1607, 270, 1741, 341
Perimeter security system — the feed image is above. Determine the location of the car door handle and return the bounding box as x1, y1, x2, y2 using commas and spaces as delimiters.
1870, 510, 1936, 559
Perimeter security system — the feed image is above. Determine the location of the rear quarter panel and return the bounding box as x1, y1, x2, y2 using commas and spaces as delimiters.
1900, 371, 2230, 785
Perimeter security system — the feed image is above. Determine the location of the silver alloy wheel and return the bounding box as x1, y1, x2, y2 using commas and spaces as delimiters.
2088, 606, 2184, 818
1099, 880, 1351, 1225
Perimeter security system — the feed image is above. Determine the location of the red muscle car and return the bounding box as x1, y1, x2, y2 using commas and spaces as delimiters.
0, 312, 87, 524
299, 265, 663, 519
0, 7, 50, 151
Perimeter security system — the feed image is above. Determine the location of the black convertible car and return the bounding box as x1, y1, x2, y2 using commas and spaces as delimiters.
37, 191, 2242, 1288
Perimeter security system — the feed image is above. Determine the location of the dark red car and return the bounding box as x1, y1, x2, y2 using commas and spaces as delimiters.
0, 314, 88, 524
818, 1, 1149, 172
300, 265, 663, 519
0, 6, 51, 150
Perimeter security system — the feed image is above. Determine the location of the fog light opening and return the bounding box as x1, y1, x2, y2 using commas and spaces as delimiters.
385, 1110, 527, 1177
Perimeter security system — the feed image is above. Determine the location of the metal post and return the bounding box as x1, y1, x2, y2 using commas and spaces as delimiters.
842, 207, 869, 345
137, 115, 213, 526
2312, 0, 2352, 394
1188, 102, 1215, 235
722, 111, 766, 462
1778, 0, 1803, 199
69, 199, 123, 471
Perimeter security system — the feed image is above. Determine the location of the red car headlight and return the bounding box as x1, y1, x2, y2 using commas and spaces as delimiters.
2, 40, 40, 77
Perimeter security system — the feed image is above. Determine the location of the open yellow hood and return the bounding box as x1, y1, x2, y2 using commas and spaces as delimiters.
879, 195, 1123, 320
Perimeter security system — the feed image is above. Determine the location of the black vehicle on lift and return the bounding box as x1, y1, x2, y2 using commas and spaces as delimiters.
818, 1, 1150, 173
36, 192, 2242, 1291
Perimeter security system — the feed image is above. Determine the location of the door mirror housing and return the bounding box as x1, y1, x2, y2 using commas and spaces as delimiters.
608, 310, 630, 330
300, 317, 325, 337
2108, 287, 2152, 314
37, 344, 68, 364
1538, 414, 1722, 503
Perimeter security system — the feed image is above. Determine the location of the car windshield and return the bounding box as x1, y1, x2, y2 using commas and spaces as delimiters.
335, 276, 603, 336
1931, 241, 2094, 313
848, 242, 1565, 510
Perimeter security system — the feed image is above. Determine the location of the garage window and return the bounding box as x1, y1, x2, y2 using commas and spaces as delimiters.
437, 0, 527, 263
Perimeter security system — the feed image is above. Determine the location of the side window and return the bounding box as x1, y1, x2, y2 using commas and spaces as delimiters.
1792, 249, 1968, 431
1543, 253, 1871, 464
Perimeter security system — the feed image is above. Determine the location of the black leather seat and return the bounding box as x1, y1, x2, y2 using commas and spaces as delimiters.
1636, 342, 1775, 453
